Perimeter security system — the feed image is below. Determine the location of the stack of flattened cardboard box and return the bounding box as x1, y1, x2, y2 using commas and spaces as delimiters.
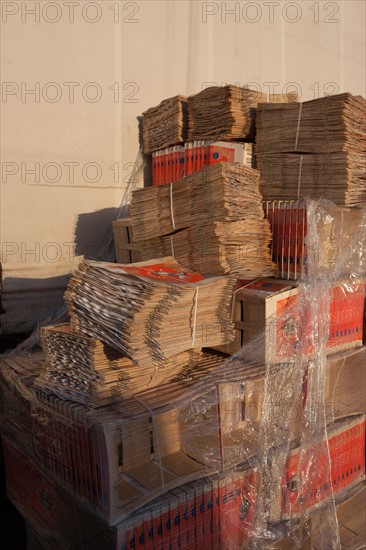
0, 87, 365, 550
146, 85, 298, 186
126, 162, 275, 278
64, 257, 236, 364
256, 93, 366, 206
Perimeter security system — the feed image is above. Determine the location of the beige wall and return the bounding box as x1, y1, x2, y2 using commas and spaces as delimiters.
1, 0, 365, 332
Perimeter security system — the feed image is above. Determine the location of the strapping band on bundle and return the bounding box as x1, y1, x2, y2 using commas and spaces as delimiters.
295, 102, 303, 151
297, 155, 304, 199
169, 182, 176, 229
192, 288, 199, 347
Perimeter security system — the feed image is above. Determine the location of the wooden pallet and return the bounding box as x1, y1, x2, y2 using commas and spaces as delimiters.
112, 218, 141, 264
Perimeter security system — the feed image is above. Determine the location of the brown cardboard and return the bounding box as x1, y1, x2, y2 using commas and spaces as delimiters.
331, 482, 366, 549
324, 347, 366, 422
306, 482, 366, 550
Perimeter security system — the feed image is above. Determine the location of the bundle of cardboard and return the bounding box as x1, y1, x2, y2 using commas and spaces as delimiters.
256, 93, 366, 155
258, 151, 365, 205
128, 162, 274, 276
187, 85, 298, 142
38, 324, 221, 406
133, 220, 275, 277
142, 95, 188, 154
256, 93, 366, 206
332, 483, 366, 549
130, 162, 265, 241
65, 257, 235, 367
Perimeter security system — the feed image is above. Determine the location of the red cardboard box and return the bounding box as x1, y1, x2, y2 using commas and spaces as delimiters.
152, 141, 253, 185
264, 200, 365, 280
3, 438, 257, 549
216, 278, 365, 360
270, 415, 366, 522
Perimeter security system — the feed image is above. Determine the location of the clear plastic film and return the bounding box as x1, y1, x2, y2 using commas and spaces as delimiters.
173, 199, 365, 549
0, 199, 365, 550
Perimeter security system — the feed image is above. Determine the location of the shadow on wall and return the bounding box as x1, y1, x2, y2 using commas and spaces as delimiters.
137, 115, 153, 188
1, 207, 120, 335
137, 115, 143, 149
1, 274, 70, 336
74, 207, 119, 260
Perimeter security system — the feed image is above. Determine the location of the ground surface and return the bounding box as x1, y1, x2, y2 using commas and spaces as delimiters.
1, 334, 29, 550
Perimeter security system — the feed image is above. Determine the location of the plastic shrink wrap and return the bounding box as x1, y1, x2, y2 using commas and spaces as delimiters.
0, 200, 365, 549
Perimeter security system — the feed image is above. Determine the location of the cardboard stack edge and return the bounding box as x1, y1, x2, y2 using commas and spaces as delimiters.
37, 324, 228, 406
265, 481, 366, 549
114, 219, 275, 278
14, 427, 364, 550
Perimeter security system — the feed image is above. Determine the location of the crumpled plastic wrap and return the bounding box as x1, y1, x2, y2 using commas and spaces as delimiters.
0, 199, 365, 549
